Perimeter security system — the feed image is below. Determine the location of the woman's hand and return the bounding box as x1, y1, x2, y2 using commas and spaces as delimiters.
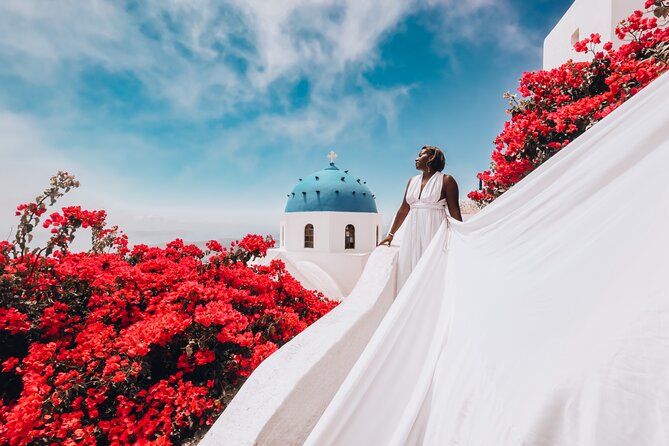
380, 178, 411, 247
378, 234, 394, 246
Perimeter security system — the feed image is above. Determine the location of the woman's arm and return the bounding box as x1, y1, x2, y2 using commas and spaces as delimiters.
442, 175, 462, 222
378, 179, 412, 246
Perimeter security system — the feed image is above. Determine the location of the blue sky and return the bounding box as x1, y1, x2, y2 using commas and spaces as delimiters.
0, 0, 573, 244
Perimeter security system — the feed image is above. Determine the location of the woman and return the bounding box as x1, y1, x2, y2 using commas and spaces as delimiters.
379, 145, 462, 287
305, 147, 464, 446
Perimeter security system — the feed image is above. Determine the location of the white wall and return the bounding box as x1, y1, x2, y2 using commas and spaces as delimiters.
281, 211, 381, 253
199, 246, 400, 446
255, 253, 345, 300
611, 0, 640, 38
262, 249, 371, 299
543, 0, 638, 70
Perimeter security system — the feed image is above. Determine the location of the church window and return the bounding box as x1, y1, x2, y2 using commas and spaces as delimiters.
345, 224, 355, 249
304, 224, 314, 248
570, 28, 579, 46
376, 225, 379, 245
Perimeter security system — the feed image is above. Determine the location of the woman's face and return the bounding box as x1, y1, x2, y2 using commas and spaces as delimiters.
415, 148, 430, 171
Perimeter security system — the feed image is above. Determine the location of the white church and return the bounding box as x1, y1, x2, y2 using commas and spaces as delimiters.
261, 151, 381, 300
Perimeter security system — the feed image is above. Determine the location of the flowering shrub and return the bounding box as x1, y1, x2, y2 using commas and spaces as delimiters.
0, 172, 337, 445
469, 0, 669, 206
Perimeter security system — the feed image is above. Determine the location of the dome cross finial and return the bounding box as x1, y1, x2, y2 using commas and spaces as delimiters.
327, 150, 338, 165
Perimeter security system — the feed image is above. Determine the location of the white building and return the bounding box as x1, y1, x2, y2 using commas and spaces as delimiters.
262, 151, 381, 300
543, 0, 639, 70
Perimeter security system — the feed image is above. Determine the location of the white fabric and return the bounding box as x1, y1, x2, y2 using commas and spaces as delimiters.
397, 171, 447, 288
305, 72, 669, 446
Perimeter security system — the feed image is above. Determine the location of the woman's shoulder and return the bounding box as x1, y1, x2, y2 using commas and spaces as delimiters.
440, 172, 457, 184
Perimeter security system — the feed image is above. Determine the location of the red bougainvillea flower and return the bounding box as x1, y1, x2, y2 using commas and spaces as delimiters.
470, 1, 669, 206
0, 175, 337, 444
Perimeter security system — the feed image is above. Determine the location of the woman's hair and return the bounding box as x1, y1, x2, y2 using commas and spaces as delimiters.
422, 145, 446, 172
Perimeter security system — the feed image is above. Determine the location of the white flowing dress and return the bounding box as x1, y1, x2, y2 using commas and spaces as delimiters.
304, 73, 669, 445
397, 171, 447, 288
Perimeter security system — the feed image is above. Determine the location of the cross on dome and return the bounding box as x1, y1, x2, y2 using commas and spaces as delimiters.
327, 150, 338, 164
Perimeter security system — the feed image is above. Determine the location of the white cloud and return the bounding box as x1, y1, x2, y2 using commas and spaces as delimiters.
418, 0, 540, 55
0, 0, 527, 117
0, 0, 533, 243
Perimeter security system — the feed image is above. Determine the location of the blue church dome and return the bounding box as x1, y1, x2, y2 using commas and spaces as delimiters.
285, 163, 377, 213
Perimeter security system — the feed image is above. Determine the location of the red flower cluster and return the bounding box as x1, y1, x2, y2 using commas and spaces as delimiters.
0, 176, 337, 445
224, 234, 275, 266
469, 0, 669, 205
42, 207, 107, 234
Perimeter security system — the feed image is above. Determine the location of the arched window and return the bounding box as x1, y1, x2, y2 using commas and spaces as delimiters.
376, 225, 379, 245
304, 224, 314, 248
345, 224, 355, 249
